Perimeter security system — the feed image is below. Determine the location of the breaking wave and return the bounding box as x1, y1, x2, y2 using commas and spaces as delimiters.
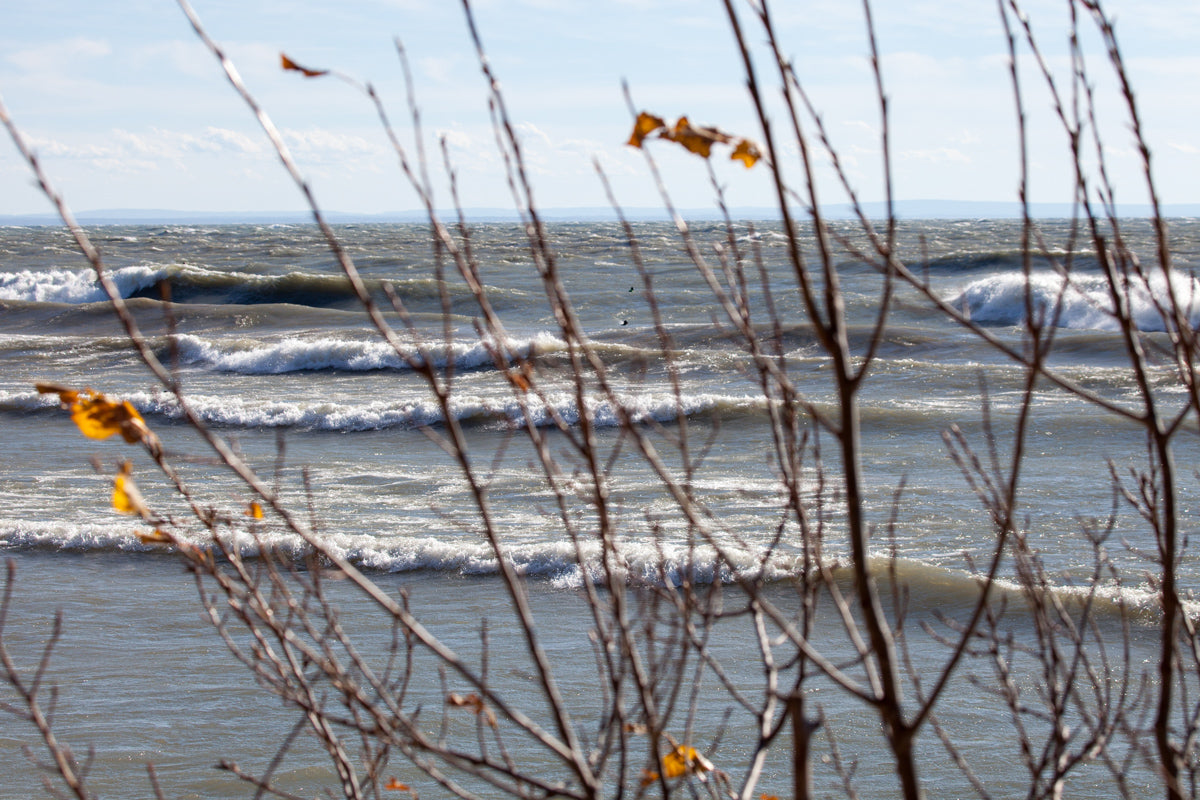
952, 270, 1200, 331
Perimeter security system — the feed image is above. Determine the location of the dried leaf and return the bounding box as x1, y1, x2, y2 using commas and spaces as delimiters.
447, 692, 483, 711
35, 382, 78, 404
38, 383, 149, 444
384, 777, 417, 798
508, 371, 531, 392
730, 138, 762, 168
662, 117, 732, 159
446, 692, 497, 727
281, 53, 328, 78
662, 745, 714, 780
640, 770, 660, 788
506, 361, 534, 392
137, 529, 173, 545
627, 111, 666, 148
625, 112, 760, 168
246, 501, 264, 520
112, 461, 149, 518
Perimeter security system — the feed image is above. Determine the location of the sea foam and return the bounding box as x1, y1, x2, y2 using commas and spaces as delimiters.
173, 331, 566, 374
954, 270, 1200, 331
0, 265, 165, 304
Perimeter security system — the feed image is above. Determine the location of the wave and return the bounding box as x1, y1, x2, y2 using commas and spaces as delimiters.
0, 265, 164, 304
5, 386, 765, 432
952, 270, 1200, 331
2, 520, 1186, 623
174, 331, 567, 374
0, 519, 790, 589
915, 249, 1092, 275
0, 264, 480, 309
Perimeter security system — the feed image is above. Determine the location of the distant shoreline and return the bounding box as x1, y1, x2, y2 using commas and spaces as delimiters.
3, 200, 1198, 226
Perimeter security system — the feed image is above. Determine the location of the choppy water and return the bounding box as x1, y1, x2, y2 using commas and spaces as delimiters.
2, 218, 1200, 798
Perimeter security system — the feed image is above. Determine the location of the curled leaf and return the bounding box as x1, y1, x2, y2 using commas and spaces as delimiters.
112, 460, 150, 518
137, 529, 173, 545
662, 116, 731, 158
661, 745, 714, 780
626, 112, 761, 168
627, 111, 666, 148
506, 361, 534, 392
446, 692, 497, 728
281, 53, 328, 78
730, 138, 762, 168
507, 371, 531, 392
37, 383, 150, 444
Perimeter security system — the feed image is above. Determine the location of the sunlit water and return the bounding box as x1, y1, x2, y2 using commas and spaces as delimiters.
1, 219, 1199, 798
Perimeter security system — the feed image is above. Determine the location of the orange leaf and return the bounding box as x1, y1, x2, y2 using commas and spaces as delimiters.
36, 382, 78, 404
246, 501, 264, 520
662, 117, 732, 159
447, 692, 484, 711
281, 53, 328, 78
384, 778, 409, 791
627, 111, 666, 148
730, 138, 762, 168
640, 770, 660, 788
506, 361, 534, 392
661, 745, 713, 779
137, 529, 173, 545
447, 692, 497, 727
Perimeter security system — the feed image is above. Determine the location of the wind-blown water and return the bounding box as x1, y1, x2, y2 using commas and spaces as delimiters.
2, 218, 1199, 798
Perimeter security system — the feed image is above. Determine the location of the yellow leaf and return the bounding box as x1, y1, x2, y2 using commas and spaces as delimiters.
662, 745, 713, 779
38, 384, 149, 444
281, 53, 328, 78
730, 138, 762, 168
112, 461, 149, 518
246, 501, 264, 520
74, 397, 146, 443
627, 111, 666, 148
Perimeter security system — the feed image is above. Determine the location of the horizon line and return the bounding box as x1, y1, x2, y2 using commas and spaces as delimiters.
3, 199, 1199, 225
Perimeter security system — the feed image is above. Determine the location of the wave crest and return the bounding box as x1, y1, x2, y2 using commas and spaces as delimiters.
953, 270, 1200, 332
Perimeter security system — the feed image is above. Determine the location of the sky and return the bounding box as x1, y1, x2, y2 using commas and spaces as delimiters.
1, 0, 1197, 217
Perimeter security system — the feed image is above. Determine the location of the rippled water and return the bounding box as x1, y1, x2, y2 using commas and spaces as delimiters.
2, 218, 1199, 797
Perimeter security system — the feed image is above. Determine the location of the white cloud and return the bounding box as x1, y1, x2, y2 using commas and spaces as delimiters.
901, 147, 971, 165
6, 37, 111, 74
283, 129, 386, 162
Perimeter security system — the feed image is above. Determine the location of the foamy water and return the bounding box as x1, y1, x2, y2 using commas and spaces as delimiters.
3, 219, 1200, 798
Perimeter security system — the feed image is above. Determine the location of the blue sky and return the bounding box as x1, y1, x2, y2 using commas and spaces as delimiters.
1, 0, 1197, 216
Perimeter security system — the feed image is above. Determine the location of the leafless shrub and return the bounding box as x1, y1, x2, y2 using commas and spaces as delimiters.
1, 0, 1196, 798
